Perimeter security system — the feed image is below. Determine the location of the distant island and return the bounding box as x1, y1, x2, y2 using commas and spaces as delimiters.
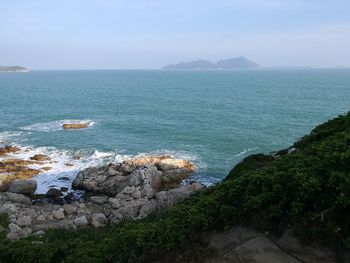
163, 56, 260, 70
0, 66, 29, 73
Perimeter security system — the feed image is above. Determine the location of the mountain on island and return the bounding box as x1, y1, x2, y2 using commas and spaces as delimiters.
163, 56, 260, 70
0, 66, 29, 72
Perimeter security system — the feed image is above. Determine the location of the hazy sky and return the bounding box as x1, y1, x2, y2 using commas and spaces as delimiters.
1, 0, 350, 69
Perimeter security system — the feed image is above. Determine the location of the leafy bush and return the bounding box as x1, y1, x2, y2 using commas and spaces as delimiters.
225, 153, 275, 181
0, 213, 9, 242
0, 213, 9, 229
0, 112, 349, 262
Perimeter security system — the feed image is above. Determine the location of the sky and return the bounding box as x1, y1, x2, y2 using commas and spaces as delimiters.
1, 0, 350, 69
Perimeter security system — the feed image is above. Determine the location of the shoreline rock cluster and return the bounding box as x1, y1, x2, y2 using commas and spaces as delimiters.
0, 144, 78, 193
0, 155, 204, 240
0, 144, 53, 191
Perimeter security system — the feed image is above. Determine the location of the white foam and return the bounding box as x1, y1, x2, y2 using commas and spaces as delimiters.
20, 119, 94, 132
91, 150, 114, 159
185, 174, 221, 187
233, 147, 258, 158
0, 131, 27, 144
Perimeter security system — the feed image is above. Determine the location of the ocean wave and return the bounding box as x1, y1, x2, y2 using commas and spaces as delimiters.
0, 131, 26, 142
186, 173, 221, 187
233, 147, 258, 158
91, 150, 114, 159
20, 119, 94, 132
0, 131, 28, 147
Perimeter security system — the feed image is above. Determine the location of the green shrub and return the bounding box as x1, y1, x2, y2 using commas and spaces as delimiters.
225, 153, 275, 181
0, 213, 9, 229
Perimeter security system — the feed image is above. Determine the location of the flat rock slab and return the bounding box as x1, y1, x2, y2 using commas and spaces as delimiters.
207, 226, 337, 263
224, 236, 299, 263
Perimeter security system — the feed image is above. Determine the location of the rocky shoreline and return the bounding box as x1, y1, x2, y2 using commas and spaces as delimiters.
0, 153, 205, 240
0, 144, 72, 192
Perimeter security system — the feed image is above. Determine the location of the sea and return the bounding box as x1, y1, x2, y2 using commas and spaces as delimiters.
0, 69, 349, 193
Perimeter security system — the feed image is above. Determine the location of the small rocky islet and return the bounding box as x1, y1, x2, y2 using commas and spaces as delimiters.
62, 123, 90, 129
0, 146, 204, 240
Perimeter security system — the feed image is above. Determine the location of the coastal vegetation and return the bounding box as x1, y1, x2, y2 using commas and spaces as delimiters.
0, 112, 349, 262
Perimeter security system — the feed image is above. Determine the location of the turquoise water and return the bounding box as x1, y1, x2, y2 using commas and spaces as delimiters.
0, 69, 349, 191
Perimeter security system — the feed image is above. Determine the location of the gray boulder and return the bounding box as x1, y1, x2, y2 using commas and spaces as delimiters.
6, 192, 31, 205
16, 216, 32, 226
90, 196, 108, 204
91, 213, 108, 228
156, 182, 205, 209
8, 179, 37, 194
8, 223, 22, 233
53, 209, 65, 220
74, 216, 88, 226
138, 199, 158, 217
62, 204, 76, 215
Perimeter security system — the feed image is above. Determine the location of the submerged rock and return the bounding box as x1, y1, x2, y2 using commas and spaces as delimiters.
1, 158, 38, 166
30, 154, 51, 162
0, 145, 20, 156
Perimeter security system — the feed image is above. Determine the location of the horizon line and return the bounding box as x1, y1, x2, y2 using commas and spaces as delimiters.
8, 66, 350, 71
